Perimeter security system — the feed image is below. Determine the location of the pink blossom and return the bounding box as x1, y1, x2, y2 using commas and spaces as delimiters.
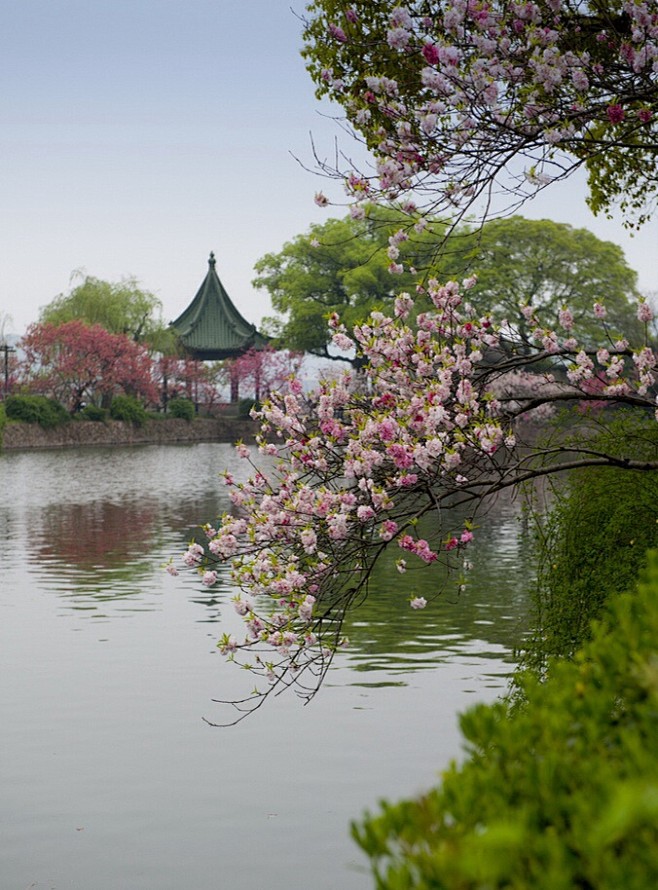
422, 43, 440, 65
218, 635, 238, 655
234, 598, 253, 616
300, 528, 318, 554
637, 301, 654, 323
176, 265, 658, 706
328, 23, 347, 42
298, 595, 316, 622
410, 597, 427, 610
606, 104, 625, 123
387, 27, 411, 49
379, 520, 398, 541
558, 307, 574, 330
202, 570, 218, 587
593, 302, 607, 319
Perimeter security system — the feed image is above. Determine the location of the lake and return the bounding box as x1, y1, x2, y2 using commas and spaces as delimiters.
0, 443, 533, 889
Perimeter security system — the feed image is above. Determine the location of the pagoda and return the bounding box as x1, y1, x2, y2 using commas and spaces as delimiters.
170, 252, 268, 361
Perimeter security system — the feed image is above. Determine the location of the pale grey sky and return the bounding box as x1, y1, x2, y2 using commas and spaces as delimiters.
2, 0, 656, 335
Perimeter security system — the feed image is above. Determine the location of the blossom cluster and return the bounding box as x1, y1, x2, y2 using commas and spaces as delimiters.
180, 276, 657, 708
304, 0, 658, 226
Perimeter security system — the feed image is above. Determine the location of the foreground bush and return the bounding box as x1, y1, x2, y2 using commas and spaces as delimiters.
168, 397, 195, 421
109, 395, 148, 425
353, 553, 658, 890
4, 394, 69, 428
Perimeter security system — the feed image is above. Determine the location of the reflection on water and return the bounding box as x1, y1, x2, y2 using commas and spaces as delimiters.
0, 443, 535, 890
2, 445, 241, 614
1, 443, 533, 652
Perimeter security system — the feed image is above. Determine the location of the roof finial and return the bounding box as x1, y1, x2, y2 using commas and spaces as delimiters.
208, 251, 216, 269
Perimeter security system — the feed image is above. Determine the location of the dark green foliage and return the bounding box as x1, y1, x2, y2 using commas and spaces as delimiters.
79, 404, 107, 422
525, 416, 658, 670
238, 398, 259, 418
168, 398, 195, 421
353, 552, 658, 890
5, 394, 69, 428
109, 395, 148, 425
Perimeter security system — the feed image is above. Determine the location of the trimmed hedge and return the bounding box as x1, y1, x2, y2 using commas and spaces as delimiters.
238, 397, 259, 418
79, 404, 108, 422
168, 397, 195, 421
353, 553, 658, 890
4, 394, 69, 428
109, 395, 148, 425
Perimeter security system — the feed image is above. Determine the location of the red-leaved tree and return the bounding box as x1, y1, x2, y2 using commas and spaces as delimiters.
20, 321, 158, 410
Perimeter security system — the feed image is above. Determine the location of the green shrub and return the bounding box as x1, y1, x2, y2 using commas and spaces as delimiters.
238, 397, 259, 418
79, 404, 107, 422
168, 397, 195, 421
4, 394, 69, 428
523, 417, 658, 671
353, 552, 658, 890
109, 395, 148, 425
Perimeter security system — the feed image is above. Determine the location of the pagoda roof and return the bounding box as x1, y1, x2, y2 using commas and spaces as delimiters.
170, 252, 268, 360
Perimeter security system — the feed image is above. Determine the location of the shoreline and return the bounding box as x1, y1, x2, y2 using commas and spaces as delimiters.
0, 417, 258, 451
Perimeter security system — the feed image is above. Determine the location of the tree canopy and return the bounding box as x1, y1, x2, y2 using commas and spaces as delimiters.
302, 0, 658, 229
21, 321, 158, 411
40, 271, 175, 351
255, 212, 642, 356
463, 216, 643, 347
253, 208, 464, 361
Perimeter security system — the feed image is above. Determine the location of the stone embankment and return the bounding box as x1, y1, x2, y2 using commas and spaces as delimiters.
1, 417, 258, 451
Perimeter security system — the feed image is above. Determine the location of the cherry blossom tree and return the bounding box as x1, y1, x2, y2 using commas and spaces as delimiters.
302, 0, 658, 229
226, 347, 305, 403
175, 0, 658, 720
176, 277, 657, 722
20, 321, 158, 411
157, 355, 226, 414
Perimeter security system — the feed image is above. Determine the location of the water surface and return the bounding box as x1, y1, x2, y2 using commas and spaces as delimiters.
0, 444, 532, 889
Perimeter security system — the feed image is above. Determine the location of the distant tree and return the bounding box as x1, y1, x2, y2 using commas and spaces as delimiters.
40, 271, 175, 351
157, 356, 226, 415
463, 217, 643, 350
254, 211, 643, 360
227, 347, 304, 403
20, 321, 158, 411
253, 209, 465, 364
